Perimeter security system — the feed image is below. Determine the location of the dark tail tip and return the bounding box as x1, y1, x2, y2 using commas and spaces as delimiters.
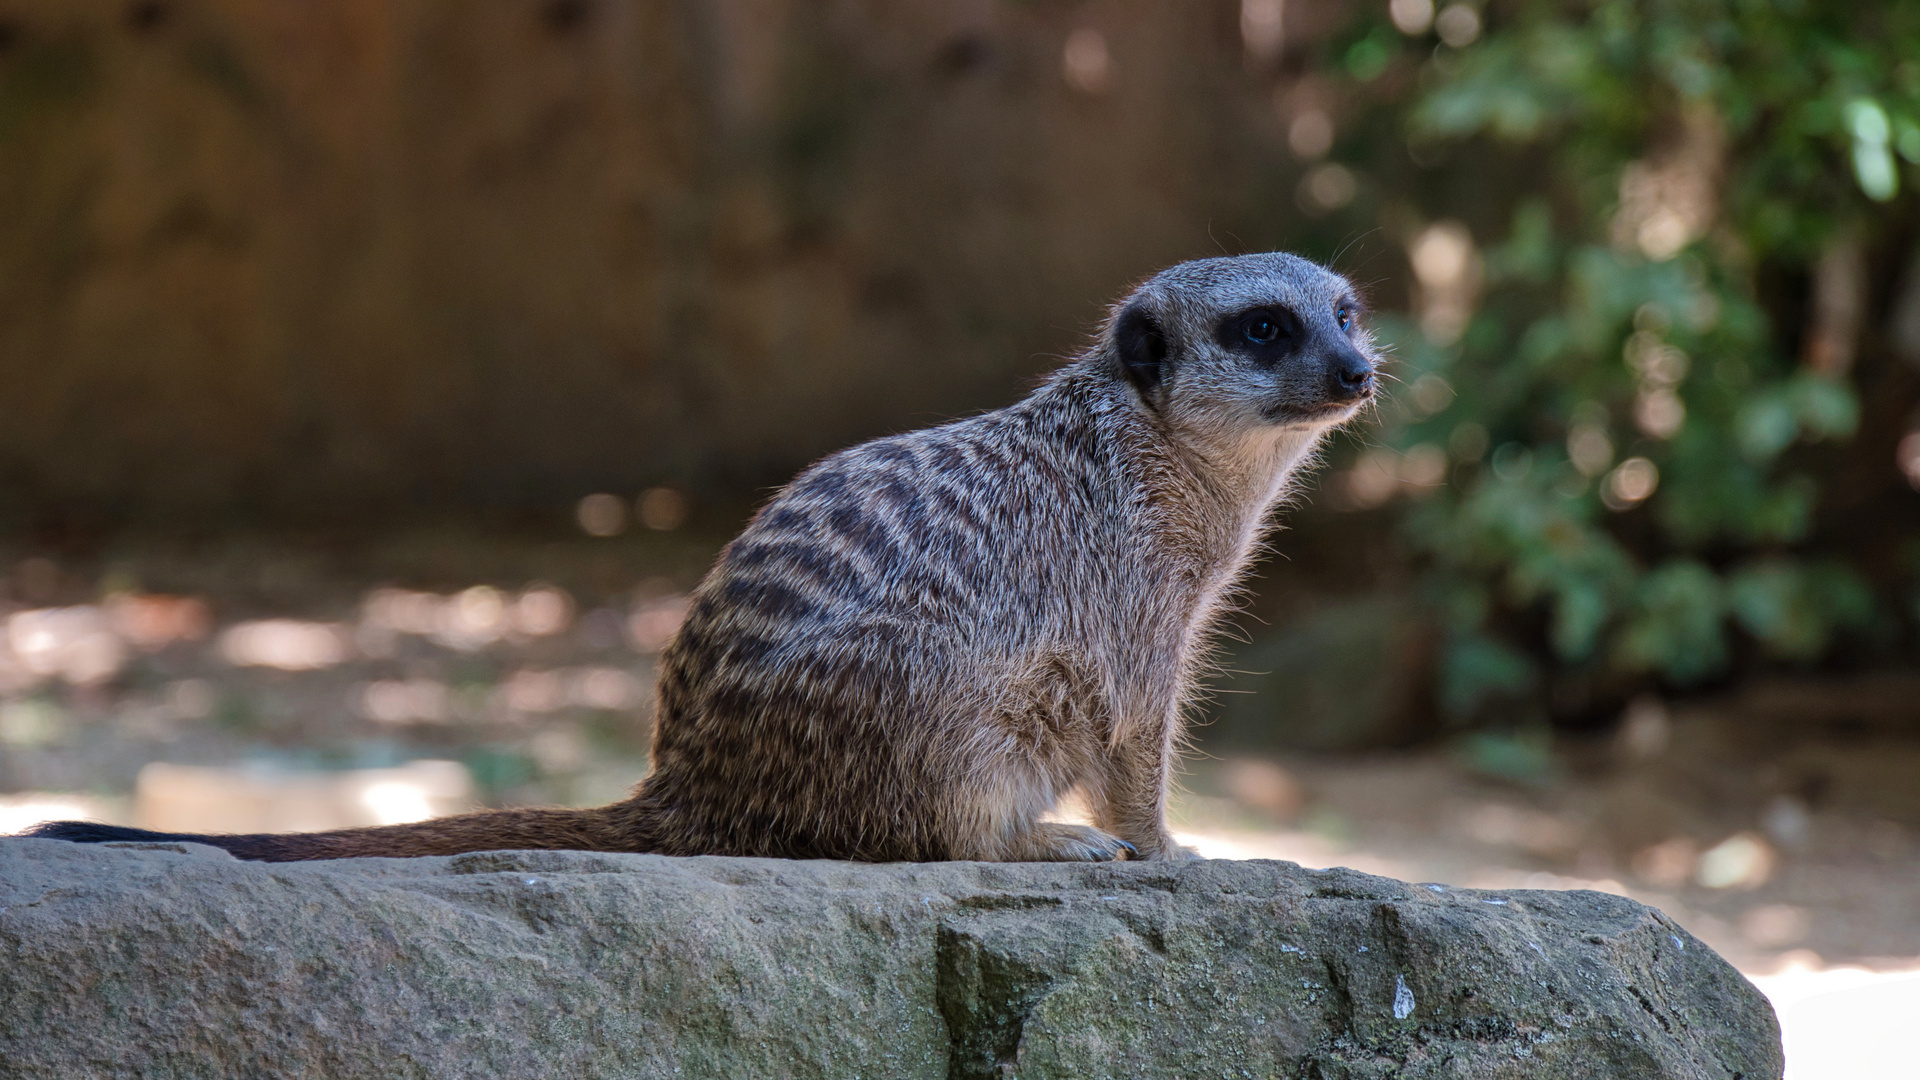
20, 821, 210, 845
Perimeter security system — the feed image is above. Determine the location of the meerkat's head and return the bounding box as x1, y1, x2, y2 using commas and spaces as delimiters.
1099, 252, 1378, 443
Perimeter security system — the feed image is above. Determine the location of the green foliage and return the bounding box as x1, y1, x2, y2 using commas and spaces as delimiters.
463, 745, 537, 797
1454, 727, 1560, 785
1727, 557, 1876, 660
1339, 1, 1919, 713
1439, 630, 1539, 719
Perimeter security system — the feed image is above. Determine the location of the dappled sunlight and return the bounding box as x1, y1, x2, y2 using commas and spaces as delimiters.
358, 678, 451, 725
0, 793, 118, 836
500, 666, 645, 715
357, 779, 440, 827
628, 595, 690, 653
1407, 221, 1479, 346
6, 607, 127, 687
220, 619, 354, 671
135, 760, 474, 834
1178, 827, 1412, 882
361, 584, 577, 654
0, 557, 669, 845
1750, 960, 1920, 1080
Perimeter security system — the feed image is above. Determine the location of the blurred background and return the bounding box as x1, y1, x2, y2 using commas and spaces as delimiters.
0, 0, 1917, 1072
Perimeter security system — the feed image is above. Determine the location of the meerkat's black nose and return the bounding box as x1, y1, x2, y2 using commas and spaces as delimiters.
1328, 346, 1375, 401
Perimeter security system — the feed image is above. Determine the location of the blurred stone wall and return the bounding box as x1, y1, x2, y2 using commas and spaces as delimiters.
0, 0, 1340, 526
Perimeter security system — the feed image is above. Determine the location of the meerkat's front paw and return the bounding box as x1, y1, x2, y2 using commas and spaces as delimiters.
1010, 822, 1138, 862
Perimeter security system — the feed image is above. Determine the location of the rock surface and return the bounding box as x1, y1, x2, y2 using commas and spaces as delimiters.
0, 839, 1781, 1079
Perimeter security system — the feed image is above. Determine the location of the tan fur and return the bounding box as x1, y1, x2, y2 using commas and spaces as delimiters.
29, 253, 1377, 863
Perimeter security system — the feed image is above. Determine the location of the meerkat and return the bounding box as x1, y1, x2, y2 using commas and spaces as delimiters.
28, 252, 1376, 863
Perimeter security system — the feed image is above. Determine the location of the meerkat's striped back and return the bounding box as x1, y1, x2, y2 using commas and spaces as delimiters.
638, 374, 1164, 860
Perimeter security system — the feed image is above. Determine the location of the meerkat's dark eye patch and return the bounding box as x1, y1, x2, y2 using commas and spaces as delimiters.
1115, 303, 1169, 395
1216, 306, 1301, 361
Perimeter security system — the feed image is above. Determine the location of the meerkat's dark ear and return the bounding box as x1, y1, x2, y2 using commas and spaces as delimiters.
1114, 303, 1169, 396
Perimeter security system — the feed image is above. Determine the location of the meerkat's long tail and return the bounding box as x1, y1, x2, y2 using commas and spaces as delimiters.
20, 802, 658, 862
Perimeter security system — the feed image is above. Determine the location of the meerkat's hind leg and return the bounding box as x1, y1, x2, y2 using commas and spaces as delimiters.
997, 821, 1137, 862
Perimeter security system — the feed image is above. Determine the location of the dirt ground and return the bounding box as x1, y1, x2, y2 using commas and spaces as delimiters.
1169, 674, 1920, 975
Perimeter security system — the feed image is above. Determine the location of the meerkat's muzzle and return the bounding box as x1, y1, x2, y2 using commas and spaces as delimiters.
1325, 343, 1376, 403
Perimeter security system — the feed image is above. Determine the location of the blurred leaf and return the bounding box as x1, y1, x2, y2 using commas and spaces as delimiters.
1729, 559, 1875, 661
1485, 200, 1558, 285
463, 746, 536, 796
1616, 560, 1727, 684
1551, 579, 1610, 661
1440, 632, 1538, 721
1344, 28, 1396, 83
1454, 728, 1558, 786
1737, 393, 1800, 460
1793, 375, 1859, 439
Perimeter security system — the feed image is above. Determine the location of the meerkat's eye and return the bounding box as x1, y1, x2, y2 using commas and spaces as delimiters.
1244, 316, 1281, 344
1336, 305, 1353, 331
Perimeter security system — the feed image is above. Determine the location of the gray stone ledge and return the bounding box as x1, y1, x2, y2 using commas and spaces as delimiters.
0, 839, 1782, 1079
